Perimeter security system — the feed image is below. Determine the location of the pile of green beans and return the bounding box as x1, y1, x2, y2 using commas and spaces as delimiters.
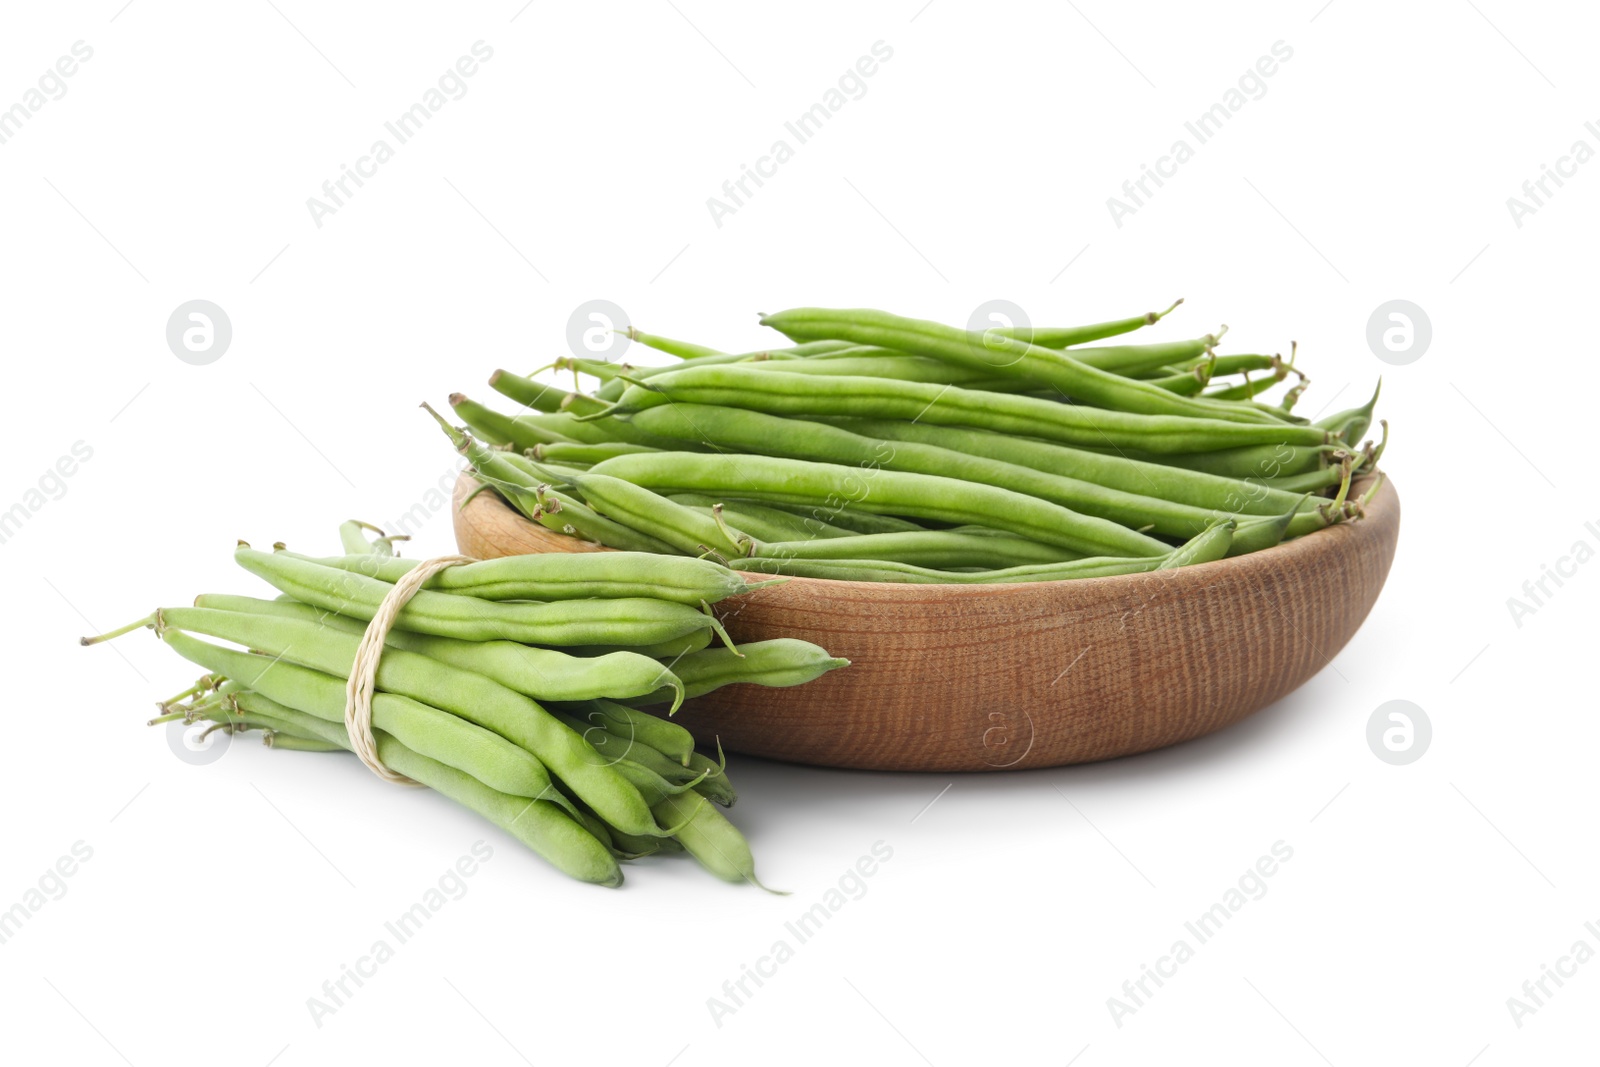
444, 300, 1387, 580
83, 521, 847, 887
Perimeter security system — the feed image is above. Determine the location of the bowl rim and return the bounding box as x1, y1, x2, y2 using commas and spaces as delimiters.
452, 470, 1396, 597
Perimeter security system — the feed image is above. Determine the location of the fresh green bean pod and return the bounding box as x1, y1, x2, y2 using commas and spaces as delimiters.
828, 418, 1311, 517
553, 711, 707, 788
481, 374, 689, 449
449, 394, 574, 448
652, 793, 766, 887
589, 451, 1170, 558
527, 463, 755, 559
160, 608, 670, 837
751, 500, 926, 535
736, 352, 1036, 391
1144, 368, 1210, 395
486, 369, 570, 413
292, 550, 752, 605
988, 299, 1183, 348
667, 494, 856, 542
1160, 352, 1279, 378
757, 529, 1080, 569
685, 754, 737, 807
1259, 466, 1349, 494
758, 307, 1278, 424
228, 687, 621, 886
595, 349, 812, 401
193, 594, 688, 710
1315, 380, 1382, 445
605, 366, 1329, 453
624, 327, 723, 360
562, 698, 697, 764
568, 629, 715, 661
161, 627, 580, 810
1157, 519, 1236, 567
263, 733, 346, 752
624, 402, 1301, 541
734, 553, 1169, 584
533, 441, 659, 465
1120, 443, 1335, 479
530, 484, 684, 554
1226, 508, 1298, 556
636, 639, 851, 702
234, 547, 712, 647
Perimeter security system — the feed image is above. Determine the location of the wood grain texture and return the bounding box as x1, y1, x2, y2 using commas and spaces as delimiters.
453, 472, 1400, 772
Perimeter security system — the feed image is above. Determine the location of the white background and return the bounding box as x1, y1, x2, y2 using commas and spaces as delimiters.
1, 1, 1595, 1064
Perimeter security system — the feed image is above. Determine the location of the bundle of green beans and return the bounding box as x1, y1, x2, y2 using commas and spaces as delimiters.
445, 301, 1388, 582
82, 521, 847, 887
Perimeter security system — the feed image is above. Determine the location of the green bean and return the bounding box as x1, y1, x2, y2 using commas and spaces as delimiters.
426, 402, 557, 507
1316, 380, 1382, 445
568, 629, 714, 661
1259, 466, 1350, 494
1051, 335, 1228, 378
651, 793, 768, 888
735, 352, 1035, 391
607, 828, 683, 858
758, 529, 1080, 569
264, 733, 346, 752
594, 349, 811, 401
1143, 368, 1211, 396
193, 594, 688, 710
161, 626, 581, 810
685, 750, 737, 807
634, 639, 850, 702
449, 394, 573, 448
229, 687, 621, 886
487, 369, 570, 413
752, 500, 926, 535
734, 553, 1165, 583
158, 607, 669, 837
1204, 369, 1286, 402
234, 546, 712, 648
561, 698, 696, 764
623, 402, 1305, 541
1157, 519, 1236, 567
802, 335, 1218, 379
989, 298, 1184, 348
455, 402, 642, 450
757, 308, 1278, 424
828, 418, 1313, 517
624, 327, 723, 360
604, 366, 1329, 454
589, 451, 1170, 558
553, 356, 636, 383
526, 462, 755, 559
742, 519, 1239, 582
667, 493, 856, 542
338, 520, 384, 556
291, 549, 752, 605
1115, 443, 1336, 480
530, 484, 684, 554
1160, 351, 1280, 379
480, 375, 687, 450
1225, 507, 1298, 556
533, 441, 659, 465
552, 711, 702, 787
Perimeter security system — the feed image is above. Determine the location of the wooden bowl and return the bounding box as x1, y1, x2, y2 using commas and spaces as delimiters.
452, 473, 1400, 772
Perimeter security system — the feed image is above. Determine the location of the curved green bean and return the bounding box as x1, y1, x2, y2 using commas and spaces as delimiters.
234, 547, 711, 647
604, 366, 1329, 454
757, 307, 1278, 424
